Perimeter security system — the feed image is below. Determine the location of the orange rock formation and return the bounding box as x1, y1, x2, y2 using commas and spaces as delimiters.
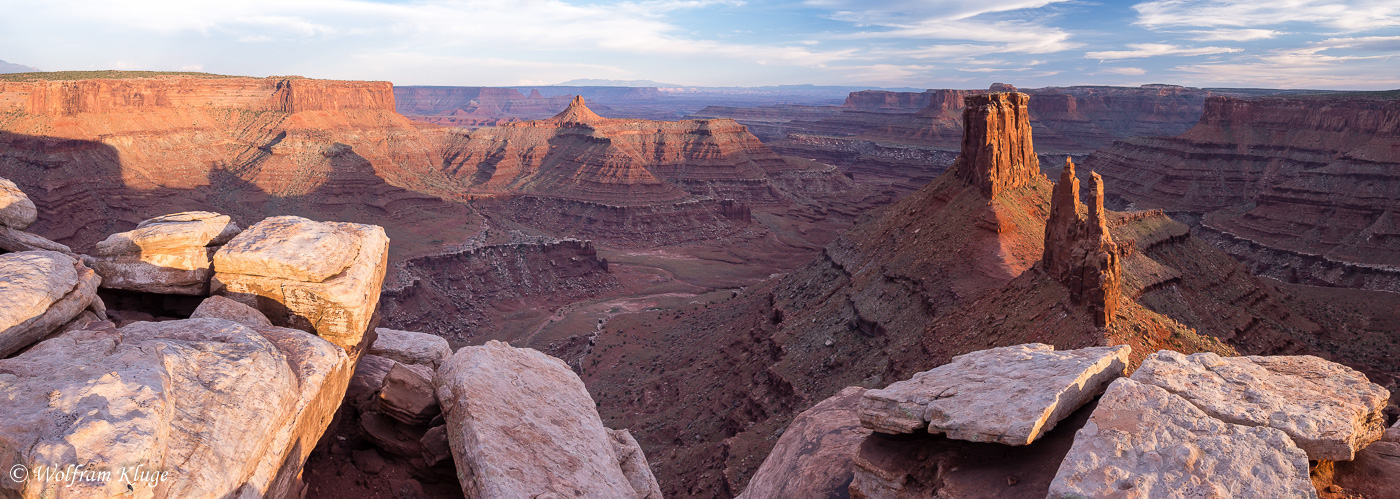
951, 93, 1040, 199
1043, 158, 1122, 327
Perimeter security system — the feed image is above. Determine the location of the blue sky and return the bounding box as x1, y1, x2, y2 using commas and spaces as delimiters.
2, 0, 1398, 89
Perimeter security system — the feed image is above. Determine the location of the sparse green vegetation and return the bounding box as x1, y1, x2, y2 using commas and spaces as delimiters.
0, 70, 249, 82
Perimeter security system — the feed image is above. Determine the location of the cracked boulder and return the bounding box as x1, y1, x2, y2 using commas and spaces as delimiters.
89, 211, 241, 295
858, 343, 1129, 444
0, 251, 99, 358
1130, 350, 1389, 461
212, 216, 389, 356
1049, 378, 1315, 498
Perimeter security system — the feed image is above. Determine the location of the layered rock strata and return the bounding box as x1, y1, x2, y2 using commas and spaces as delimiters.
0, 317, 351, 498
435, 340, 660, 498
1048, 377, 1317, 498
857, 343, 1129, 444
0, 250, 100, 357
88, 211, 240, 294
1043, 159, 1123, 326
212, 215, 388, 356
951, 92, 1040, 199
1130, 350, 1389, 460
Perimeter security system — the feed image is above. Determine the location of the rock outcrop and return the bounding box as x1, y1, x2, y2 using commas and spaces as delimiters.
212, 215, 389, 356
0, 176, 36, 230
738, 387, 871, 498
368, 327, 451, 369
1049, 377, 1316, 498
88, 211, 240, 294
435, 340, 660, 498
951, 92, 1040, 199
0, 317, 351, 498
1043, 159, 1123, 327
857, 344, 1129, 444
0, 251, 99, 357
1130, 350, 1389, 460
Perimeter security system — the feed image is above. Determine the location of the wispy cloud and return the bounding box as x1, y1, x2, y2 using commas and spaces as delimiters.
1133, 0, 1400, 32
1099, 67, 1148, 75
1086, 43, 1242, 60
1183, 28, 1284, 41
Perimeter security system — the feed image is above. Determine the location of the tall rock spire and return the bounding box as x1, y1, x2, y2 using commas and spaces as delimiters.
951, 92, 1039, 199
549, 95, 604, 124
1043, 157, 1122, 327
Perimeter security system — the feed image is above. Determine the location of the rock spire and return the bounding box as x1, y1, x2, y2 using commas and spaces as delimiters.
1043, 157, 1122, 327
951, 92, 1040, 199
549, 95, 605, 124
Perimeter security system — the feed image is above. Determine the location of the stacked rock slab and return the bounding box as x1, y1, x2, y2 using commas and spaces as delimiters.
0, 177, 71, 254
1042, 158, 1122, 327
1049, 378, 1317, 498
951, 92, 1040, 199
435, 340, 662, 498
0, 317, 351, 498
858, 343, 1129, 445
212, 215, 389, 356
89, 211, 241, 295
0, 251, 100, 358
1129, 350, 1389, 461
345, 328, 452, 465
738, 387, 872, 498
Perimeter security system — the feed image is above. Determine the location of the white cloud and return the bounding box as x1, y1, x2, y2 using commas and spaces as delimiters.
1133, 0, 1400, 32
1100, 67, 1148, 75
1183, 28, 1285, 41
1086, 43, 1243, 60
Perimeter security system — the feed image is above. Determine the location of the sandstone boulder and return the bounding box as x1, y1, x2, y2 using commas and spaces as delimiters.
421, 425, 452, 467
190, 295, 274, 328
370, 327, 452, 369
378, 362, 440, 426
0, 318, 351, 498
1131, 350, 1389, 460
0, 251, 99, 358
1048, 378, 1315, 498
347, 354, 396, 412
739, 386, 871, 498
90, 211, 240, 295
0, 225, 72, 254
608, 429, 664, 499
0, 177, 36, 230
435, 340, 643, 498
858, 343, 1129, 444
212, 216, 389, 355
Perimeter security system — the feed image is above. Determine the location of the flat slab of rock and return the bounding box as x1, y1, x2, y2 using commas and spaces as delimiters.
371, 327, 452, 369
435, 340, 640, 498
0, 251, 98, 358
0, 226, 70, 254
90, 211, 240, 294
1049, 378, 1315, 498
0, 177, 36, 230
740, 386, 871, 499
858, 343, 1129, 445
0, 318, 350, 498
213, 217, 388, 355
213, 215, 361, 282
1131, 350, 1389, 460
379, 362, 440, 425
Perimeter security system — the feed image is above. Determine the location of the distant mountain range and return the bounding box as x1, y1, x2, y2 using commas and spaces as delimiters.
0, 60, 40, 74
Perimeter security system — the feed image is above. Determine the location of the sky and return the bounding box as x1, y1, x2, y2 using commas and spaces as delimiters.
1, 0, 1398, 89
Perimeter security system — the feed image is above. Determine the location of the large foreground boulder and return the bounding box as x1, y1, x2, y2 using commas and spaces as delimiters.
858, 343, 1129, 444
739, 386, 871, 498
0, 177, 36, 230
0, 318, 351, 498
212, 216, 388, 356
0, 251, 99, 358
89, 211, 240, 295
1049, 378, 1316, 498
435, 340, 660, 498
1130, 351, 1389, 461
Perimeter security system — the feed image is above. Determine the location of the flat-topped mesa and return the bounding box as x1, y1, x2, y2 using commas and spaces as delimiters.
951, 92, 1040, 199
1043, 157, 1122, 327
549, 95, 605, 124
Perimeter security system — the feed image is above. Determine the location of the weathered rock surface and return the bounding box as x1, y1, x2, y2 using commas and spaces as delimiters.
90, 211, 240, 294
190, 294, 274, 328
435, 340, 642, 498
0, 176, 36, 229
0, 251, 99, 358
738, 386, 871, 499
1130, 350, 1390, 460
951, 92, 1040, 199
378, 361, 440, 426
1043, 159, 1123, 327
369, 327, 451, 369
0, 225, 72, 254
1048, 378, 1316, 498
0, 317, 351, 498
347, 354, 397, 412
858, 343, 1129, 444
609, 429, 665, 499
212, 216, 389, 355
